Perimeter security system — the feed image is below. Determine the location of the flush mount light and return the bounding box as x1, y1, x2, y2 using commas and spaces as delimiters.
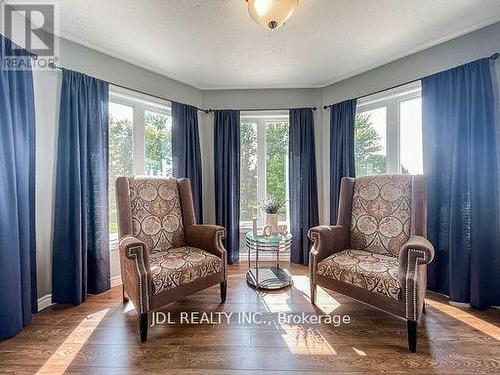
246, 0, 300, 30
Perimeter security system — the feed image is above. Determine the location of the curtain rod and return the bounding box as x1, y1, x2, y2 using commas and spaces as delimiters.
47, 63, 211, 113
206, 107, 317, 113
323, 52, 499, 110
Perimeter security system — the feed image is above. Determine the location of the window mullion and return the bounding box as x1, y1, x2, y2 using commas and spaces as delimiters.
386, 101, 399, 174
133, 104, 145, 175
256, 119, 267, 225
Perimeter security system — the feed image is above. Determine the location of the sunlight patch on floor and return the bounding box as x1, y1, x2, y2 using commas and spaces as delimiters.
36, 309, 110, 375
123, 301, 136, 313
257, 292, 294, 313
291, 274, 310, 298
315, 286, 342, 315
278, 326, 337, 355
259, 292, 291, 305
426, 299, 500, 340
293, 275, 341, 314
352, 347, 367, 356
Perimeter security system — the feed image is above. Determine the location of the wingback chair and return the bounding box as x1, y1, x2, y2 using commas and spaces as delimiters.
116, 177, 227, 342
309, 175, 434, 352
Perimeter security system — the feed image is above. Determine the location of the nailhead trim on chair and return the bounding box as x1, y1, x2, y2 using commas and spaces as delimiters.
405, 248, 428, 321
128, 245, 150, 314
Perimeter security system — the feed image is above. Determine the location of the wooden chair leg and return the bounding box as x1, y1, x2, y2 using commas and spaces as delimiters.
139, 313, 148, 343
422, 301, 426, 314
122, 285, 129, 304
310, 282, 317, 305
407, 319, 417, 352
220, 281, 227, 303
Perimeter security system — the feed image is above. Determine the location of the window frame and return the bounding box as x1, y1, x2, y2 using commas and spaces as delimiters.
108, 87, 172, 244
240, 110, 290, 231
356, 81, 422, 175
109, 87, 172, 176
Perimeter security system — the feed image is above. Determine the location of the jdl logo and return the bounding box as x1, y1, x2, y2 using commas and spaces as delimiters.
2, 2, 59, 68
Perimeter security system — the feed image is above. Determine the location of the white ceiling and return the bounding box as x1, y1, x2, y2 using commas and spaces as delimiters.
25, 0, 500, 89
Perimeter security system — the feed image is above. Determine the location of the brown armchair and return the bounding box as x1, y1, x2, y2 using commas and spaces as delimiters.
116, 177, 227, 342
309, 175, 434, 352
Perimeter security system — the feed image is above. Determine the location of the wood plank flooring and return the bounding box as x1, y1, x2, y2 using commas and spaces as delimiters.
1, 263, 499, 374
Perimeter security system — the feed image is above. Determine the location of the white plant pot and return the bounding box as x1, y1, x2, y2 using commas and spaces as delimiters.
266, 213, 279, 235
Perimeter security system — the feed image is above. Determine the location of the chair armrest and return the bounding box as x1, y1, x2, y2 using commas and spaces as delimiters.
308, 225, 349, 266
185, 224, 227, 260
398, 235, 435, 321
118, 236, 151, 314
398, 235, 435, 268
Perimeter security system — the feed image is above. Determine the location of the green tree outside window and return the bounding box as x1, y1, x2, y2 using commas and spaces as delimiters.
355, 113, 387, 176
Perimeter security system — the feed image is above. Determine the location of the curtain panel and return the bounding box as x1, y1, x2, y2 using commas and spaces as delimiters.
214, 110, 241, 264
172, 102, 203, 223
289, 108, 319, 266
52, 69, 110, 305
422, 58, 500, 309
329, 99, 357, 224
492, 57, 500, 222
0, 34, 37, 338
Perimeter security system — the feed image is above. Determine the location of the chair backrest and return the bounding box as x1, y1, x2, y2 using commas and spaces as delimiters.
340, 175, 426, 257
116, 177, 197, 253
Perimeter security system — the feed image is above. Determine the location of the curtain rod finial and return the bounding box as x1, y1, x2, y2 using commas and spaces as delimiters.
490, 52, 499, 60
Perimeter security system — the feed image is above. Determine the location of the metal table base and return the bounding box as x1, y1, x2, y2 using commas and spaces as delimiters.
246, 266, 292, 290
245, 232, 292, 290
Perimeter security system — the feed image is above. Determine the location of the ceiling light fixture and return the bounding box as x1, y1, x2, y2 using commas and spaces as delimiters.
246, 0, 300, 30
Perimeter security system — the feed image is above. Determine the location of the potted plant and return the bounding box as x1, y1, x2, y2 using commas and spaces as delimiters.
258, 195, 286, 235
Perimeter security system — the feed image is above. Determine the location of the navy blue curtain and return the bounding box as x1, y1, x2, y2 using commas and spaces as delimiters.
0, 35, 37, 338
289, 108, 319, 265
422, 58, 500, 309
172, 102, 203, 223
52, 69, 110, 305
330, 99, 357, 224
214, 110, 240, 264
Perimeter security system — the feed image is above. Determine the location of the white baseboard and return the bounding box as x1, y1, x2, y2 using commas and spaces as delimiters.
37, 294, 53, 312
37, 276, 122, 312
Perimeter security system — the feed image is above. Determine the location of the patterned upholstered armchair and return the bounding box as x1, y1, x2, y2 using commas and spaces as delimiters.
309, 175, 434, 352
116, 177, 227, 342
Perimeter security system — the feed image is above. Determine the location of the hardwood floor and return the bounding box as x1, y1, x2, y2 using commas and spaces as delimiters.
1, 263, 499, 374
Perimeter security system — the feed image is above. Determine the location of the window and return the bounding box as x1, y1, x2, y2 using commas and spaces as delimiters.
240, 112, 290, 231
355, 82, 423, 176
145, 110, 172, 176
355, 107, 387, 176
108, 88, 172, 239
266, 121, 289, 221
240, 121, 258, 223
108, 102, 134, 235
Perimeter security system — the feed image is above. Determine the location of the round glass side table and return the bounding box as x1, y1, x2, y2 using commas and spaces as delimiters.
245, 232, 293, 290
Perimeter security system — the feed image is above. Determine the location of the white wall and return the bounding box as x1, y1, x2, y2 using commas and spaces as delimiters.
32, 69, 61, 298
58, 37, 203, 108
322, 22, 500, 106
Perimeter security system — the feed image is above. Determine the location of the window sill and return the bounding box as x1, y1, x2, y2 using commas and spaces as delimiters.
240, 221, 289, 233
